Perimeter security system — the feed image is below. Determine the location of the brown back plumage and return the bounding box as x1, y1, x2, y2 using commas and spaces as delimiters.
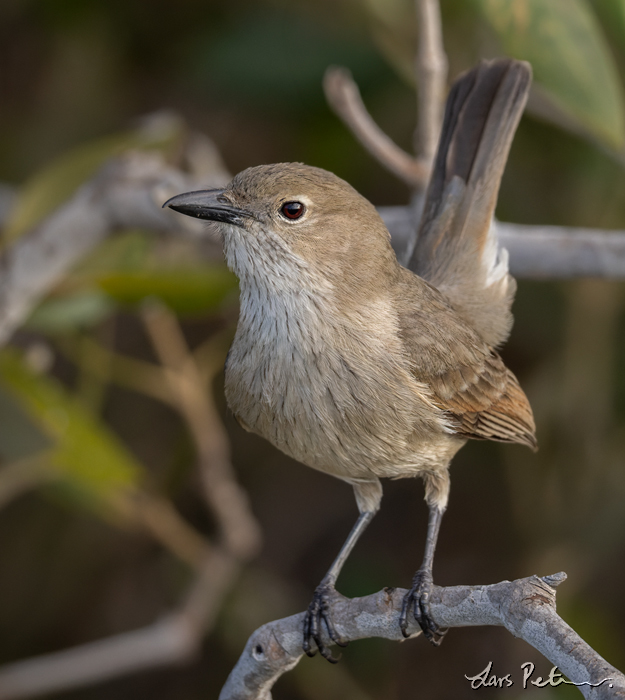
408, 58, 532, 349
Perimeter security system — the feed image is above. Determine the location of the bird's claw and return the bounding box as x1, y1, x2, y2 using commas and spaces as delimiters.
399, 568, 448, 646
302, 581, 348, 662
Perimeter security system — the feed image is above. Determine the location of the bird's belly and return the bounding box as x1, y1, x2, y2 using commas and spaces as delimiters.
224, 337, 453, 481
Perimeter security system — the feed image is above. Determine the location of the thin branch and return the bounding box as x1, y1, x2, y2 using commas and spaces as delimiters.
323, 0, 448, 191
56, 336, 176, 405
496, 222, 625, 279
220, 573, 625, 700
132, 494, 212, 568
0, 549, 238, 700
141, 303, 262, 561
415, 0, 448, 170
323, 68, 428, 189
0, 305, 260, 700
0, 456, 57, 510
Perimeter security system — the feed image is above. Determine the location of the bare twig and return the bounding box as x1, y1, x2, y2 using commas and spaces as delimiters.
323, 0, 447, 190
55, 335, 175, 405
0, 456, 57, 510
414, 0, 448, 170
141, 303, 261, 561
132, 494, 212, 567
0, 304, 260, 700
0, 549, 237, 700
323, 68, 428, 189
220, 573, 625, 700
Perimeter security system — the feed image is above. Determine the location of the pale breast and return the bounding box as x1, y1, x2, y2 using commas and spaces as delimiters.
224, 279, 453, 482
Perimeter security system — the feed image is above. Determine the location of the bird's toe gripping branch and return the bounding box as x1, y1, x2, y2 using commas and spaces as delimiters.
400, 568, 448, 646
302, 580, 348, 663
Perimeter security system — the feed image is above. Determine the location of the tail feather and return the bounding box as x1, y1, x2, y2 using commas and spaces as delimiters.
408, 59, 532, 348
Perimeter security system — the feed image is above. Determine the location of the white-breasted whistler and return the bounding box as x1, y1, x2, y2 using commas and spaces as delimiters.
165, 58, 537, 660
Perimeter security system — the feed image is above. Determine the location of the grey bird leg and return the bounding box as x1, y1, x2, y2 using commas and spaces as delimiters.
303, 508, 377, 662
400, 503, 448, 644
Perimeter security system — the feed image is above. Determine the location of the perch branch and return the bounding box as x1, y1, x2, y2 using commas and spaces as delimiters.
220, 573, 625, 700
415, 0, 448, 170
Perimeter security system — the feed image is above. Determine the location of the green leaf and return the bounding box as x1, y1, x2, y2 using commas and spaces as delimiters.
95, 267, 239, 316
476, 0, 625, 149
0, 349, 144, 522
2, 115, 186, 246
0, 385, 52, 462
591, 0, 625, 51
74, 230, 152, 275
25, 291, 116, 334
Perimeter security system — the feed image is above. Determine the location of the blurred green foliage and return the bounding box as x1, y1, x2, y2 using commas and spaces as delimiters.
0, 1, 625, 699
476, 0, 625, 148
0, 350, 144, 523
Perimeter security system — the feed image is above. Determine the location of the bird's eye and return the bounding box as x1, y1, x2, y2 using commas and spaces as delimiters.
280, 201, 305, 220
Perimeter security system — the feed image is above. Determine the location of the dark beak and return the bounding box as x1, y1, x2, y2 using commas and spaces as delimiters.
163, 189, 250, 227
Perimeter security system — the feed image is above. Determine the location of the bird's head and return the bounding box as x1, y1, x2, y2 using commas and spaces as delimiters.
164, 163, 397, 289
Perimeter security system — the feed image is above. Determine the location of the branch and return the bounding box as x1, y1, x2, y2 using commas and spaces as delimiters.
0, 549, 238, 700
0, 143, 227, 347
220, 573, 625, 700
323, 0, 447, 191
5, 146, 625, 362
379, 205, 625, 278
141, 304, 261, 560
323, 68, 427, 189
414, 0, 448, 170
0, 306, 260, 700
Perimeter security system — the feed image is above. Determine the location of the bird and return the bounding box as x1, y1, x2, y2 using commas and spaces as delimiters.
164, 57, 536, 661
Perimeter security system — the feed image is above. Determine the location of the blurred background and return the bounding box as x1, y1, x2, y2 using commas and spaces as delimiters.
1, 0, 625, 698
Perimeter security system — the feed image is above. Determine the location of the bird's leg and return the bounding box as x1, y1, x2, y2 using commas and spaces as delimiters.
303, 509, 376, 662
400, 503, 448, 645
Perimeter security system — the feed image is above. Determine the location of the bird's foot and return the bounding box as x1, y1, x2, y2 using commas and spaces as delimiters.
399, 568, 447, 646
302, 580, 348, 663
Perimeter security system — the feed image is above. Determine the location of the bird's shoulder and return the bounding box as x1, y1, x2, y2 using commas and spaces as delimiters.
394, 267, 536, 449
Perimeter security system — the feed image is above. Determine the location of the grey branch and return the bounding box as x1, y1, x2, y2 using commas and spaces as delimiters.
220, 573, 625, 700
0, 550, 238, 700
415, 0, 448, 170
380, 206, 625, 278
3, 151, 625, 356
0, 148, 221, 347
323, 0, 447, 189
323, 67, 428, 189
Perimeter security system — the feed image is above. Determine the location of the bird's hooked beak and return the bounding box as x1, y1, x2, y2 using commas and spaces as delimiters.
163, 189, 251, 227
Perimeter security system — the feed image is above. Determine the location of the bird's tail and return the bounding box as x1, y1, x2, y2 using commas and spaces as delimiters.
408, 59, 531, 348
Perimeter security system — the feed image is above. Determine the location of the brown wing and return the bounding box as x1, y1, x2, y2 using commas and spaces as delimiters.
396, 267, 537, 450
429, 350, 537, 450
